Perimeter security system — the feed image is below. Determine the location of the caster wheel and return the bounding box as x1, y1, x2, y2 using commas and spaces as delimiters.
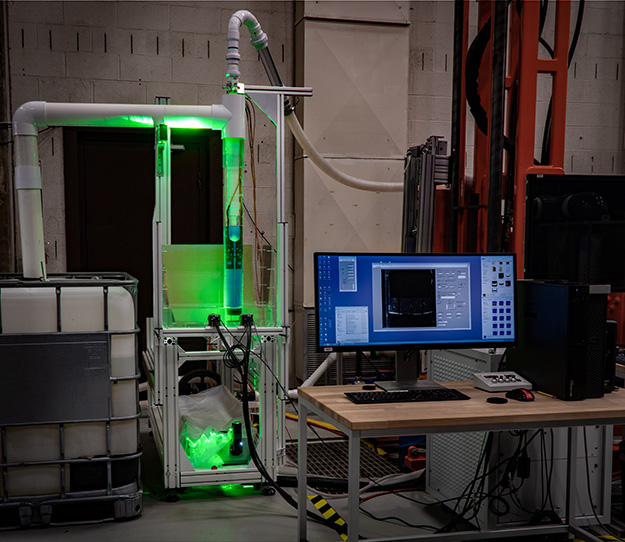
262, 486, 276, 496
165, 493, 180, 503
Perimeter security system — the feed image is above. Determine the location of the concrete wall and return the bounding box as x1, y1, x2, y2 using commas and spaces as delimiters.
293, 1, 409, 309
2, 1, 624, 383
408, 1, 625, 177
4, 0, 293, 273
561, 2, 625, 174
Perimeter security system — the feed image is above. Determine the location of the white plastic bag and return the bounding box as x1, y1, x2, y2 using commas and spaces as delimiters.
178, 385, 244, 439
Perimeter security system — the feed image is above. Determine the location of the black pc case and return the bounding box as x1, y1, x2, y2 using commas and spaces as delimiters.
507, 280, 608, 401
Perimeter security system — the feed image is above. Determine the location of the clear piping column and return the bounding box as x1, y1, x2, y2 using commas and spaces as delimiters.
223, 136, 244, 322
221, 93, 246, 323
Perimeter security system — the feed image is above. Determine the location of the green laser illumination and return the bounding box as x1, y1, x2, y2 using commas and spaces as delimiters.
102, 116, 227, 130
223, 137, 245, 323
165, 117, 222, 129
127, 115, 155, 126
182, 426, 251, 470
182, 428, 233, 469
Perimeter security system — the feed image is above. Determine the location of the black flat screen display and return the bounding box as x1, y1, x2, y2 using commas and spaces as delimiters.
315, 252, 517, 352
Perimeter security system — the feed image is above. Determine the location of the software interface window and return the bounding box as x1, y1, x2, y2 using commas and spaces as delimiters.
316, 253, 516, 351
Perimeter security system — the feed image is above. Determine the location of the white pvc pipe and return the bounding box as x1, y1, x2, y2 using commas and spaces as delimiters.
286, 109, 404, 193
13, 134, 45, 279
13, 101, 232, 135
16, 189, 45, 279
12, 99, 240, 279
287, 352, 337, 399
226, 9, 403, 194
226, 10, 268, 86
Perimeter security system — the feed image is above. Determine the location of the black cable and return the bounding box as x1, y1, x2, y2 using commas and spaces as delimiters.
215, 323, 555, 536
539, 0, 585, 164
496, 347, 509, 371
464, 0, 585, 169
539, 0, 549, 37
241, 201, 294, 274
464, 13, 516, 154
539, 429, 556, 513
438, 429, 549, 531
359, 506, 439, 531
370, 430, 537, 530
539, 36, 554, 58
210, 317, 346, 537
242, 201, 273, 250
488, 494, 511, 518
360, 351, 387, 380
465, 18, 491, 137
223, 322, 292, 404
437, 432, 494, 532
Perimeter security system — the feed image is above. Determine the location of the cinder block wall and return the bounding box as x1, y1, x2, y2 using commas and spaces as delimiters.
408, 1, 625, 176
4, 1, 624, 269
2, 1, 624, 384
561, 2, 625, 174
4, 0, 293, 273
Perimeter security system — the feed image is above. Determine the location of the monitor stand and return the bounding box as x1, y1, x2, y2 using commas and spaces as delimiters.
376, 349, 444, 392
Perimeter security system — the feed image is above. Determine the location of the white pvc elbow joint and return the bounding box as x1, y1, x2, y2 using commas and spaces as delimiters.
13, 101, 47, 136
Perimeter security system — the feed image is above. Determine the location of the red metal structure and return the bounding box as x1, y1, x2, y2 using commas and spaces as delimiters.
508, 0, 570, 274
450, 0, 571, 277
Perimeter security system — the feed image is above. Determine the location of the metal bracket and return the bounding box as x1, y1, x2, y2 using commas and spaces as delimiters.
247, 85, 313, 126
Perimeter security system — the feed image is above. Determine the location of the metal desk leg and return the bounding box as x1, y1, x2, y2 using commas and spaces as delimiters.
298, 402, 308, 541
348, 429, 361, 542
568, 426, 605, 542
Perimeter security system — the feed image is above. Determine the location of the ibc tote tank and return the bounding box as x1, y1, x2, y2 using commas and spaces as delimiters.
0, 273, 142, 526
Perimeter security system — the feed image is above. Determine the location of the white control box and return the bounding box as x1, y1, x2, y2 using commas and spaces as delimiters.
472, 371, 532, 392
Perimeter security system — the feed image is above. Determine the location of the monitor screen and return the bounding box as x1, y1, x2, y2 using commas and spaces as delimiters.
315, 252, 517, 352
525, 174, 625, 292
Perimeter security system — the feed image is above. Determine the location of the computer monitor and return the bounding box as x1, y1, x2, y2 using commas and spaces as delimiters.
525, 174, 625, 292
314, 252, 517, 388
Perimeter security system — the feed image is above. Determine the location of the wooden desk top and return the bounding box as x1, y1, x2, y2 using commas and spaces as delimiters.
297, 382, 625, 433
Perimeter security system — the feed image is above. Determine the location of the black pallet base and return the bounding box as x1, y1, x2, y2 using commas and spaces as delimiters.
0, 490, 142, 528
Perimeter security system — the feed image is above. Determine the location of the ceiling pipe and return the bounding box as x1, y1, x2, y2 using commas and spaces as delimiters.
227, 10, 404, 193
12, 100, 237, 280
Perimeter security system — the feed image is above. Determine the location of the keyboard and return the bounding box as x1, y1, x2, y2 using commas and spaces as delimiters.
344, 387, 471, 404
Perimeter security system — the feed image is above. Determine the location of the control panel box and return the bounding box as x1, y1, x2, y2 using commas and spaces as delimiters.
472, 371, 532, 392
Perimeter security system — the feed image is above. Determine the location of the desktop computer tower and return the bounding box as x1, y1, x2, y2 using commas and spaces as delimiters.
426, 348, 611, 530
506, 280, 609, 400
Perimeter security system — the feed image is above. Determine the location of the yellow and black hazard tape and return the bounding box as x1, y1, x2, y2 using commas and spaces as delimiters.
574, 536, 621, 541
308, 494, 348, 541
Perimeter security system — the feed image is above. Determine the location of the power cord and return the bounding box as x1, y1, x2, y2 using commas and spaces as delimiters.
209, 315, 347, 538
582, 427, 625, 542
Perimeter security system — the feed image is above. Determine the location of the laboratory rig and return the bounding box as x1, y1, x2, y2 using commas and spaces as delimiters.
0, 11, 309, 524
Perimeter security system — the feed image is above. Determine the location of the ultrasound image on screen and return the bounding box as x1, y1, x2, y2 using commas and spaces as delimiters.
381, 269, 436, 328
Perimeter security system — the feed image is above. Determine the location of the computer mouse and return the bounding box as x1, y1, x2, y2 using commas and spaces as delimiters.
505, 388, 535, 401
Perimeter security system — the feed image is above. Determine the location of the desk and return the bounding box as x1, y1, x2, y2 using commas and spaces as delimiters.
297, 382, 625, 542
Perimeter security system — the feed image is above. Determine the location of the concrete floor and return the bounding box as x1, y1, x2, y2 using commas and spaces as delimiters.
1, 414, 453, 542
1, 412, 614, 542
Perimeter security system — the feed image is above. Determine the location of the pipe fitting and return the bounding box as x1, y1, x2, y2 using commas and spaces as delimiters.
226, 10, 268, 86
13, 101, 47, 136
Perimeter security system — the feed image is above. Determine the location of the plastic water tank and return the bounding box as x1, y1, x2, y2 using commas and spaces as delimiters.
0, 275, 139, 498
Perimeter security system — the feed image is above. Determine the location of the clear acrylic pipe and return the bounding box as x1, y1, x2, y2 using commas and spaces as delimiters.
223, 137, 244, 322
